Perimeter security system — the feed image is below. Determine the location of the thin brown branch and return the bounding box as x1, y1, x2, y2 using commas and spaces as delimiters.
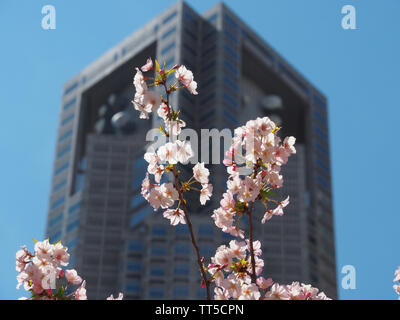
172, 167, 211, 300
161, 76, 211, 300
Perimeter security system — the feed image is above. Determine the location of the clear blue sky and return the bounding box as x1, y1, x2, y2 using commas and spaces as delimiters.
0, 0, 399, 300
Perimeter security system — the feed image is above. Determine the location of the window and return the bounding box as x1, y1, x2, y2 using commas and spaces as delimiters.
128, 240, 145, 252
173, 285, 189, 297
200, 92, 215, 105
224, 60, 238, 76
130, 195, 145, 210
224, 45, 238, 60
201, 60, 215, 73
174, 244, 189, 255
184, 10, 197, 26
175, 224, 189, 235
224, 76, 238, 92
152, 225, 167, 236
222, 232, 235, 240
61, 114, 74, 126
49, 230, 61, 243
161, 26, 176, 40
316, 158, 330, 174
198, 224, 213, 236
223, 108, 238, 125
59, 129, 73, 143
174, 264, 189, 276
57, 145, 71, 159
161, 41, 176, 55
182, 90, 195, 105
50, 196, 65, 210
64, 82, 78, 95
68, 202, 81, 215
223, 92, 238, 109
130, 208, 149, 228
55, 161, 69, 175
224, 29, 238, 45
199, 245, 214, 257
131, 176, 143, 190
224, 13, 238, 30
66, 219, 79, 233
201, 76, 216, 90
66, 238, 77, 249
63, 97, 76, 111
162, 10, 177, 25
207, 13, 218, 23
151, 246, 167, 256
184, 27, 197, 41
314, 126, 328, 141
48, 213, 63, 227
317, 174, 329, 190
165, 56, 175, 69
313, 110, 327, 126
313, 94, 326, 110
180, 108, 195, 123
125, 281, 141, 293
53, 179, 67, 192
200, 109, 215, 124
315, 142, 329, 157
149, 287, 164, 298
183, 43, 196, 57
127, 261, 142, 273
150, 267, 165, 277
202, 29, 216, 42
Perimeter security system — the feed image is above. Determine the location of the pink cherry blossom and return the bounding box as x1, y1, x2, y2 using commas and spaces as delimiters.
200, 184, 213, 205
157, 142, 178, 164
238, 283, 261, 300
65, 269, 82, 285
107, 293, 124, 300
163, 208, 186, 226
175, 65, 198, 95
193, 162, 210, 184
174, 140, 193, 163
53, 242, 70, 266
74, 280, 87, 300
256, 277, 274, 290
261, 196, 290, 224
394, 266, 400, 282
141, 57, 153, 72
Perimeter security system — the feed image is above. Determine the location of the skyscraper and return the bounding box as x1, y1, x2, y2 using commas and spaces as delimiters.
45, 1, 336, 299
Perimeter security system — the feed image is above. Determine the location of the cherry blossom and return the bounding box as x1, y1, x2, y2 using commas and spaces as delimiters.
193, 162, 210, 184
65, 269, 82, 285
175, 65, 198, 95
141, 57, 153, 72
107, 293, 124, 300
200, 184, 213, 205
16, 240, 123, 300
394, 266, 400, 299
74, 280, 87, 300
163, 208, 186, 226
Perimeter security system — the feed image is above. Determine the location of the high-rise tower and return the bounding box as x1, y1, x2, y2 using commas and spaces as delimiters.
45, 1, 336, 299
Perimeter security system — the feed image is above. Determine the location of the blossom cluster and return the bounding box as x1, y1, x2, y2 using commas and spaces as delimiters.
208, 240, 329, 300
16, 239, 122, 300
212, 117, 296, 238
394, 266, 400, 299
134, 58, 212, 227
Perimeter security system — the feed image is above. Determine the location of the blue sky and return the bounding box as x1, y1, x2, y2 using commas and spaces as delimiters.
0, 0, 399, 300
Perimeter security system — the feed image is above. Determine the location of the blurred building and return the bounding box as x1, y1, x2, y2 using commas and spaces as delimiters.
45, 1, 336, 299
